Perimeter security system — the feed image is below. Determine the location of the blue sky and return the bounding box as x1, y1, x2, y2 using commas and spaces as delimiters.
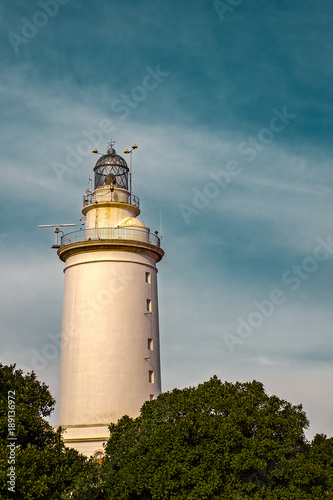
1, 0, 333, 438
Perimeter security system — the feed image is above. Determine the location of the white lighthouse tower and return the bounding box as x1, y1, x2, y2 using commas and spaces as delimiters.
57, 142, 164, 458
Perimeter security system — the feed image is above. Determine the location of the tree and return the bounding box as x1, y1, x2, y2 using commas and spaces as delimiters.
3, 366, 331, 499
69, 376, 333, 499
0, 363, 95, 499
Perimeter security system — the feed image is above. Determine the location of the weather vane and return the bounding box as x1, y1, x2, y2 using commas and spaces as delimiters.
107, 139, 116, 152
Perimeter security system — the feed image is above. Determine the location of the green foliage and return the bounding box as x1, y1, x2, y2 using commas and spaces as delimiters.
0, 363, 95, 500
71, 376, 332, 499
0, 363, 55, 449
1, 365, 332, 499
101, 377, 310, 499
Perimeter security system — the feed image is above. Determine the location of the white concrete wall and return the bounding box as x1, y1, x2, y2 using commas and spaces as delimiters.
66, 439, 107, 458
59, 249, 161, 456
59, 184, 163, 457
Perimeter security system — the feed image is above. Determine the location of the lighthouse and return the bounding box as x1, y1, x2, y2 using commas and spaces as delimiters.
57, 142, 164, 458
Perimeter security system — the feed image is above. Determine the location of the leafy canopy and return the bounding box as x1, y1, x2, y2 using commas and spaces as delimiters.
1, 366, 332, 499
0, 363, 93, 500
69, 376, 333, 499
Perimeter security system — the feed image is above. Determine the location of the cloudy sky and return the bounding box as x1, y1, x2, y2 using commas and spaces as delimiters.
1, 0, 333, 438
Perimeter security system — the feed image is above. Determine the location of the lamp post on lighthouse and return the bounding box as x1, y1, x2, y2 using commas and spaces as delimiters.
56, 141, 164, 458
124, 143, 138, 205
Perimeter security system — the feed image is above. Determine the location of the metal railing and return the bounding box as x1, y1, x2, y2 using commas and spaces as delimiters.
83, 192, 140, 208
61, 227, 160, 247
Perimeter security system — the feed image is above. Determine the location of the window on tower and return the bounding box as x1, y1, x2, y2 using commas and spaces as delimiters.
93, 451, 104, 463
145, 272, 151, 283
148, 338, 153, 350
147, 299, 152, 312
149, 370, 154, 383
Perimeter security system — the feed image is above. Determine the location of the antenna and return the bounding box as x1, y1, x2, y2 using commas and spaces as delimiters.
159, 210, 163, 241
38, 224, 76, 249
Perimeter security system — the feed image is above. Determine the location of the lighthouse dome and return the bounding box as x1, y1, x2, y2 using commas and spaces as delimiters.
119, 217, 145, 228
93, 147, 129, 190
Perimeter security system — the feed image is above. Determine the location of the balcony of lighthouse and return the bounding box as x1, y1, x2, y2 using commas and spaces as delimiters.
58, 219, 164, 263
60, 226, 161, 247
83, 188, 140, 209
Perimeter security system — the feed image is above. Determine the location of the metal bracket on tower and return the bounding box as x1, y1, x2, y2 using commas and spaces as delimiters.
38, 224, 76, 248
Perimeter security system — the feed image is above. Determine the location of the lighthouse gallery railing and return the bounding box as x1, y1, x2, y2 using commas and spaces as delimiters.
83, 192, 140, 208
60, 227, 161, 247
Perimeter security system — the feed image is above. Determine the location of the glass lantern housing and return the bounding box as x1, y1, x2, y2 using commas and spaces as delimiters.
93, 148, 129, 190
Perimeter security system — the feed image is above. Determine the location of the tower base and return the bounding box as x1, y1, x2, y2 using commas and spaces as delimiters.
56, 424, 109, 457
